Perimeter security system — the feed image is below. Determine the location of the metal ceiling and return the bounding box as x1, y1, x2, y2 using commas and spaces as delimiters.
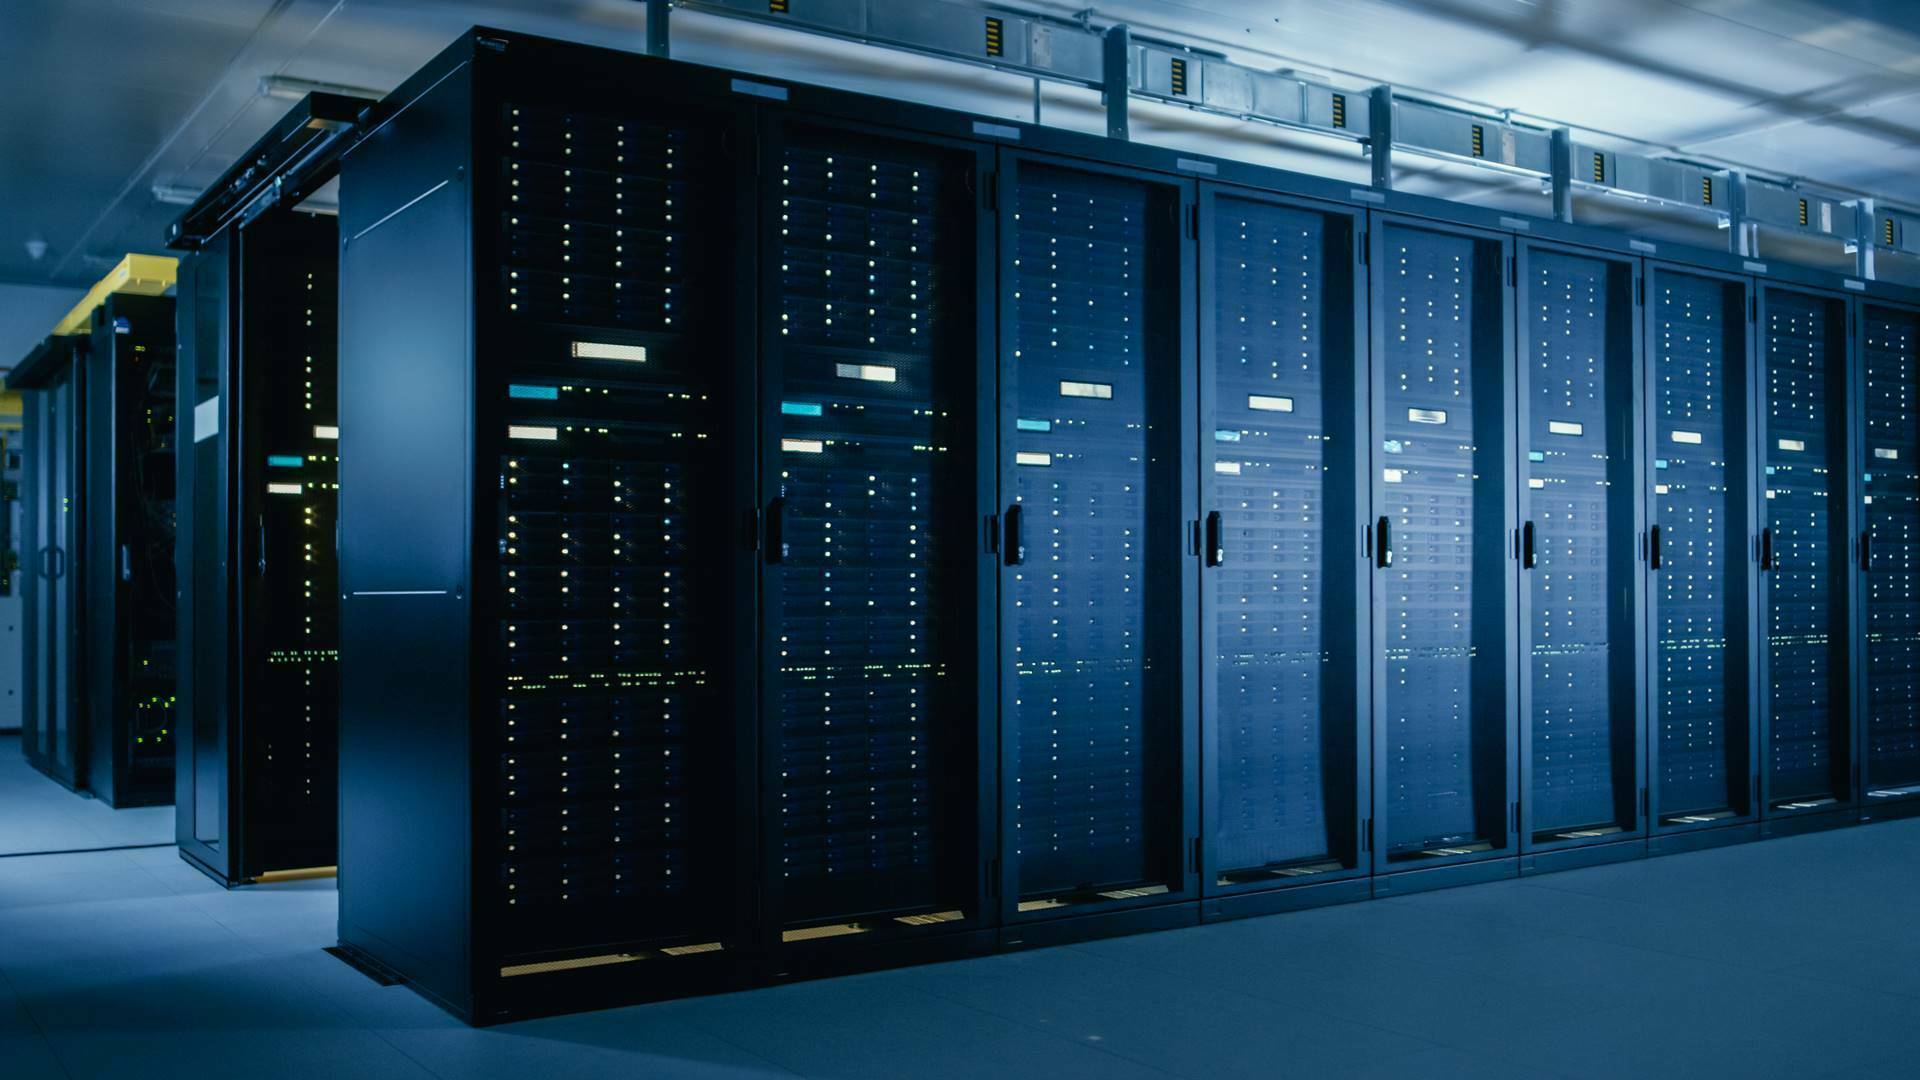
7, 0, 1920, 287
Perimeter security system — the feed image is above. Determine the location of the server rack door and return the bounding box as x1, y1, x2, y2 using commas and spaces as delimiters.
1368, 217, 1516, 875
1756, 286, 1854, 816
1515, 245, 1644, 852
1197, 186, 1368, 895
236, 210, 341, 875
481, 92, 752, 975
759, 117, 993, 953
1860, 303, 1920, 807
1645, 265, 1758, 831
23, 368, 83, 789
998, 153, 1198, 920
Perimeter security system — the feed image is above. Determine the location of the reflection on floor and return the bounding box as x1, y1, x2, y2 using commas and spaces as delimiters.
4, 819, 1920, 1079
0, 734, 173, 856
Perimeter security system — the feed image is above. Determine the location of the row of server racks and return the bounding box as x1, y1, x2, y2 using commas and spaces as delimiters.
12, 295, 178, 808
333, 30, 1920, 1022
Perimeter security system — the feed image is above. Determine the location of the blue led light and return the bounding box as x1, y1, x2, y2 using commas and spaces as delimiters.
267, 455, 305, 468
1016, 418, 1051, 432
508, 384, 559, 400
781, 401, 824, 416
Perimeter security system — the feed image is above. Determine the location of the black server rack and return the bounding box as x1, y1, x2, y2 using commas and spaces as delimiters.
1755, 285, 1856, 828
336, 36, 754, 1021
1515, 244, 1645, 863
173, 195, 345, 883
1645, 265, 1758, 845
995, 154, 1198, 940
758, 117, 996, 972
1196, 188, 1370, 913
82, 295, 177, 808
1860, 302, 1920, 814
12, 335, 87, 790
1367, 218, 1517, 888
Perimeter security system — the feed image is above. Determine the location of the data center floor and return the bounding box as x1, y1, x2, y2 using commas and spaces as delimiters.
4, 819, 1919, 1080
0, 736, 173, 857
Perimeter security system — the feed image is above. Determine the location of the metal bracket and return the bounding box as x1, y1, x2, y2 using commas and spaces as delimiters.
1102, 24, 1130, 141
1368, 85, 1394, 191
647, 0, 671, 57
1549, 127, 1573, 224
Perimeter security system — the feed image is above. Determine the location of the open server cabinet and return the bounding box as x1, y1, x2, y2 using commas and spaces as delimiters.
12, 334, 89, 791
332, 28, 1920, 1023
171, 92, 361, 886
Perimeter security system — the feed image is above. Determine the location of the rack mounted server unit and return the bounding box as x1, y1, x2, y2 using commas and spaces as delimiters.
334, 28, 1920, 1023
171, 92, 362, 885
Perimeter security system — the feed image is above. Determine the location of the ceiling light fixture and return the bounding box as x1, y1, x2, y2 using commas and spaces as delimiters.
259, 75, 386, 102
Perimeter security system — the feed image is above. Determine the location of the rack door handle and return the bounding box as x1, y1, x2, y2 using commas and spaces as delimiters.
1650, 524, 1662, 570
1760, 527, 1773, 572
1521, 520, 1537, 569
1205, 510, 1224, 567
1004, 504, 1025, 566
765, 496, 789, 564
120, 544, 132, 583
1375, 516, 1392, 569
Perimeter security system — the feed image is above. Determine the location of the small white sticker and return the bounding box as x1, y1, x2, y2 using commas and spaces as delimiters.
1529, 478, 1545, 489
315, 425, 339, 440
1876, 447, 1899, 460
1383, 468, 1404, 483
194, 397, 220, 443
782, 439, 824, 454
267, 482, 302, 496
836, 363, 897, 383
508, 425, 558, 441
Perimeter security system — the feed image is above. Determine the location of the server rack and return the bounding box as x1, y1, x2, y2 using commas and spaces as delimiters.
1859, 300, 1920, 817
1644, 264, 1759, 849
995, 152, 1199, 942
1755, 284, 1857, 830
1196, 186, 1370, 915
173, 203, 344, 884
12, 335, 87, 790
758, 115, 998, 974
1367, 216, 1518, 890
82, 295, 177, 809
336, 35, 756, 1021
1515, 243, 1646, 866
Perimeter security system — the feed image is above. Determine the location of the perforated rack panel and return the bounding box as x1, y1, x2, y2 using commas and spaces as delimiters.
1762, 289, 1842, 804
1525, 250, 1621, 835
1378, 224, 1503, 859
767, 130, 974, 926
1207, 196, 1341, 876
1652, 271, 1743, 819
1864, 305, 1920, 792
492, 102, 732, 952
1010, 162, 1168, 899
249, 217, 341, 860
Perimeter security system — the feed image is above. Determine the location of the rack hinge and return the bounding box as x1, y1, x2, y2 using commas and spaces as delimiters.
749, 507, 763, 552
1357, 230, 1369, 265
1510, 801, 1520, 834
1635, 276, 1645, 307
1186, 203, 1199, 239
1188, 519, 1201, 557
986, 857, 1000, 899
1640, 786, 1649, 818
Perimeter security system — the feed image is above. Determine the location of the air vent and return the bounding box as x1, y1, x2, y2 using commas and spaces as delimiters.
1169, 57, 1189, 96
1592, 152, 1606, 183
1331, 93, 1347, 129
1701, 176, 1714, 206
984, 16, 1003, 57
1798, 199, 1809, 227
1470, 125, 1485, 159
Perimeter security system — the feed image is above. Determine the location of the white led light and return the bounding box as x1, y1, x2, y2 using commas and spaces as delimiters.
1015, 451, 1052, 467
1671, 430, 1702, 444
1408, 408, 1447, 425
314, 425, 339, 440
1214, 461, 1242, 475
1549, 420, 1584, 436
571, 341, 648, 362
1248, 395, 1294, 413
267, 482, 303, 495
1059, 380, 1112, 399
782, 438, 825, 454
834, 363, 897, 383
509, 425, 559, 441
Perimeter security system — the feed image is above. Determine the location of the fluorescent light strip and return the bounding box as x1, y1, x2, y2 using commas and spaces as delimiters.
1015, 451, 1052, 467
314, 425, 339, 440
1248, 395, 1293, 413
1408, 408, 1447, 425
571, 340, 647, 362
267, 482, 303, 495
1671, 430, 1702, 445
1060, 381, 1112, 399
782, 438, 825, 454
509, 425, 559, 441
836, 363, 897, 383
1549, 420, 1583, 436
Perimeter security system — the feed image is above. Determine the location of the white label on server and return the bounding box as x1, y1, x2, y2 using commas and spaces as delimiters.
1016, 451, 1052, 467
194, 397, 220, 443
1409, 408, 1447, 425
1060, 380, 1112, 399
1549, 420, 1584, 436
1778, 438, 1806, 452
782, 439, 825, 454
1877, 447, 1900, 460
1671, 430, 1703, 445
836, 363, 897, 383
1248, 395, 1294, 413
1214, 461, 1242, 475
